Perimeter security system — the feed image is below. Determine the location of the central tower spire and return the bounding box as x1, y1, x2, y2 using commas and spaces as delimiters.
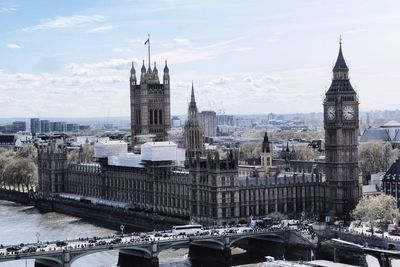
184, 82, 204, 161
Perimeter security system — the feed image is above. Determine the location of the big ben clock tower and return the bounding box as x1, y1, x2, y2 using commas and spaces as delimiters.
323, 40, 361, 217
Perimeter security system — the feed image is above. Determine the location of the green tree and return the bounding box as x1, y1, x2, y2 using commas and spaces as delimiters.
68, 149, 79, 164
292, 144, 316, 161
0, 149, 16, 189
353, 195, 400, 234
16, 145, 38, 162
359, 142, 399, 179
239, 143, 261, 159
83, 144, 94, 163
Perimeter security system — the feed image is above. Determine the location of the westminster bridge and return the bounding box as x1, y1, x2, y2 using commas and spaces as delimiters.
0, 228, 316, 267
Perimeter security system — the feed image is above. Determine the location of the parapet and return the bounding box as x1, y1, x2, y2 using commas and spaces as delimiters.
188, 149, 238, 171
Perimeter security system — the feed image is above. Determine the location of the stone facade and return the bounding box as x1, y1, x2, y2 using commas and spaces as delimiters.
130, 60, 171, 142
323, 42, 361, 216
37, 44, 362, 225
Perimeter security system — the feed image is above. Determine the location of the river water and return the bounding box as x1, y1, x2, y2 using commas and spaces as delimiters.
0, 200, 264, 267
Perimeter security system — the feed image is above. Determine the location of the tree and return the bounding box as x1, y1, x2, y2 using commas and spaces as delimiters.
292, 144, 316, 161
0, 149, 16, 189
359, 142, 399, 179
68, 149, 79, 164
82, 144, 94, 163
239, 143, 261, 159
353, 195, 400, 234
16, 145, 38, 162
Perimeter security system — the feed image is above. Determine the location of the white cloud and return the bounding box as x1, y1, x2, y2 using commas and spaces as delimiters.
7, 44, 21, 49
22, 15, 106, 31
173, 38, 190, 45
0, 6, 17, 13
154, 39, 236, 64
88, 25, 114, 33
112, 47, 132, 53
161, 38, 190, 47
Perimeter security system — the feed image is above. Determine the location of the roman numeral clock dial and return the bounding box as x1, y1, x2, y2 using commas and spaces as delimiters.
327, 106, 335, 120
343, 105, 354, 120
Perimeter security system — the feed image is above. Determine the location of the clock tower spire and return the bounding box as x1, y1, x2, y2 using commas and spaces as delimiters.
323, 39, 361, 217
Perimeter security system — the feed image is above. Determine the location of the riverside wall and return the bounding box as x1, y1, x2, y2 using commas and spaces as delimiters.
0, 189, 189, 231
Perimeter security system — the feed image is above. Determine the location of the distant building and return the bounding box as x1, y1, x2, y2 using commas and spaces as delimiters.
79, 125, 90, 131
198, 111, 217, 137
30, 118, 41, 136
217, 114, 234, 126
171, 116, 181, 127
360, 120, 400, 147
66, 123, 79, 132
40, 120, 50, 133
0, 134, 22, 149
50, 122, 66, 132
12, 121, 26, 132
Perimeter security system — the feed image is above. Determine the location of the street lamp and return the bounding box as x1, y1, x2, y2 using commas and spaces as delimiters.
36, 232, 40, 244
120, 225, 125, 236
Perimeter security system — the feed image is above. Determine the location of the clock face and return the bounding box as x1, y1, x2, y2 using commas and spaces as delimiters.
327, 106, 335, 120
343, 105, 355, 120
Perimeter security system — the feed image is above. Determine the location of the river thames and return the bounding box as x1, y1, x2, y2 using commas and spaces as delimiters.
0, 200, 264, 267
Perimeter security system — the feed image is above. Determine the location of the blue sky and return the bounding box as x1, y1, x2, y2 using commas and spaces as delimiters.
0, 0, 400, 117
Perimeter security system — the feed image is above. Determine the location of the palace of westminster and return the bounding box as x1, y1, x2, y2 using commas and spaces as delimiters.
38, 41, 362, 225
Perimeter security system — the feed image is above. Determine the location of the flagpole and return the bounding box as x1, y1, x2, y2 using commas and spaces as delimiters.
147, 33, 150, 70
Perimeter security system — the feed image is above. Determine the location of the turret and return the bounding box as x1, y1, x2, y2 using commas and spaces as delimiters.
140, 60, 146, 82
153, 61, 159, 81
163, 60, 170, 84
262, 132, 271, 153
130, 61, 136, 85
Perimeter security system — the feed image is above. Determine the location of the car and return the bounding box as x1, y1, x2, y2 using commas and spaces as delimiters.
88, 239, 97, 243
110, 238, 122, 244
375, 229, 383, 234
6, 246, 21, 252
96, 240, 107, 246
334, 220, 344, 226
56, 241, 67, 247
24, 246, 37, 253
36, 242, 47, 248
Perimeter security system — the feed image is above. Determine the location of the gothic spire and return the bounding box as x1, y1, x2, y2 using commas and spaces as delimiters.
191, 81, 195, 103
262, 132, 271, 153
326, 38, 354, 94
141, 60, 146, 73
130, 61, 136, 74
164, 60, 169, 73
333, 40, 349, 71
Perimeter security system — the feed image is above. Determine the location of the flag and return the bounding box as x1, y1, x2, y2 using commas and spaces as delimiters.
144, 38, 149, 45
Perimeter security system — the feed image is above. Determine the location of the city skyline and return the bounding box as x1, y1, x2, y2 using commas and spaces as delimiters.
1, 0, 400, 117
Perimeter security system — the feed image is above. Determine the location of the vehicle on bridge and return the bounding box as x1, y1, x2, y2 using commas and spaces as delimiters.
172, 224, 203, 235
250, 217, 273, 229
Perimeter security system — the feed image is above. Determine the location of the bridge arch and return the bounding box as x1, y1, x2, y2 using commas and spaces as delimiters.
34, 256, 64, 267
228, 232, 285, 248
157, 240, 190, 254
69, 246, 152, 266
191, 239, 225, 250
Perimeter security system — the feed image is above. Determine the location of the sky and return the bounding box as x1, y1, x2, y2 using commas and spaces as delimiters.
0, 0, 400, 118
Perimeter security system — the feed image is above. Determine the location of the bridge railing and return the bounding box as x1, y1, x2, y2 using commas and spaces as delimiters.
0, 228, 289, 260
